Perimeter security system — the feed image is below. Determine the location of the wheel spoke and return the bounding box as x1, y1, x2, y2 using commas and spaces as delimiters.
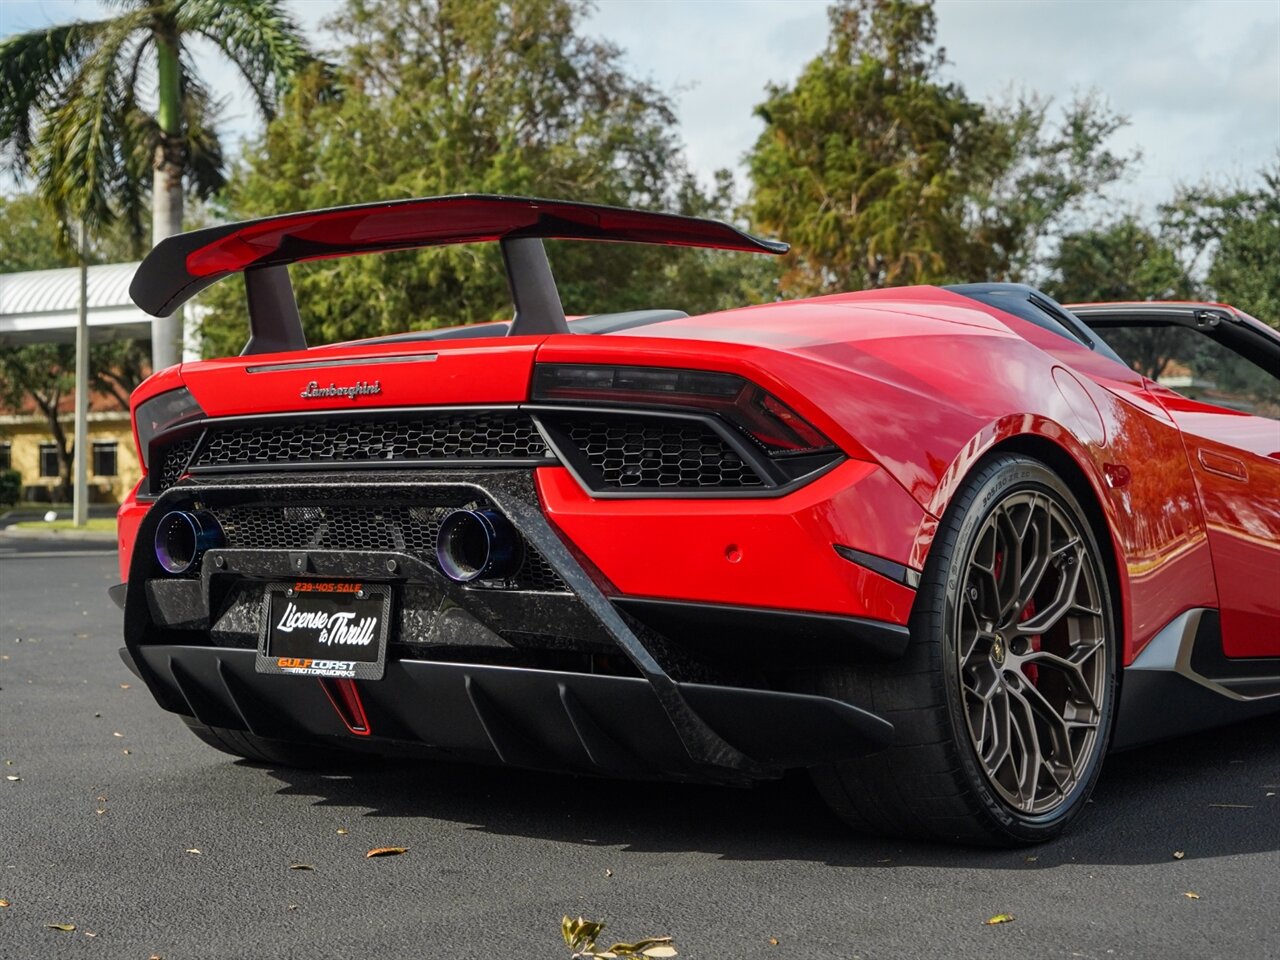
1016, 544, 1085, 635
1024, 644, 1104, 713
1011, 674, 1081, 773
1005, 687, 1041, 811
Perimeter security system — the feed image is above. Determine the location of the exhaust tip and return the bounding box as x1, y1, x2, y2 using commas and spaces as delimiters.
435, 509, 520, 583
154, 511, 224, 575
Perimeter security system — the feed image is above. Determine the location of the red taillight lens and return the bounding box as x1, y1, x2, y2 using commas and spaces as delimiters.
531, 364, 834, 456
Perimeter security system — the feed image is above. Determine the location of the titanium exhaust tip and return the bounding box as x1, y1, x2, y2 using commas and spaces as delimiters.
154, 510, 224, 575
435, 509, 520, 583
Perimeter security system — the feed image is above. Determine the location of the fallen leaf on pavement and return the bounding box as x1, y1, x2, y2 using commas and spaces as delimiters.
122, 749, 131, 755
1184, 892, 1200, 900
336, 828, 348, 835
984, 914, 1015, 925
83, 931, 97, 938
0, 899, 9, 907
1173, 851, 1186, 860
185, 848, 201, 855
119, 684, 130, 689
112, 732, 124, 738
605, 868, 613, 877
5, 776, 19, 781
768, 937, 780, 945
366, 846, 408, 858
46, 923, 76, 932
289, 864, 315, 871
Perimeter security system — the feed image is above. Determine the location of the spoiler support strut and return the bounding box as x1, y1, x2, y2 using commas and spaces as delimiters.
243, 266, 306, 356
500, 238, 569, 337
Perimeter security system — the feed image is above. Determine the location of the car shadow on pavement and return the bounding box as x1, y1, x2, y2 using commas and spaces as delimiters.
258, 711, 1280, 869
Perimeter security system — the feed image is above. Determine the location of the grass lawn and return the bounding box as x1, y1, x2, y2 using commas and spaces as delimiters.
10, 518, 117, 533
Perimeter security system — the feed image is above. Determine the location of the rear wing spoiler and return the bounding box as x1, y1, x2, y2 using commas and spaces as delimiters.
129, 194, 788, 354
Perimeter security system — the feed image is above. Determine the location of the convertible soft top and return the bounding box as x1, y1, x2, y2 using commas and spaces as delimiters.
129, 194, 787, 353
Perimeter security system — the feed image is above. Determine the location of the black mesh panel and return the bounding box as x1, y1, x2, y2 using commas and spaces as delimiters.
193, 411, 548, 470
558, 415, 765, 489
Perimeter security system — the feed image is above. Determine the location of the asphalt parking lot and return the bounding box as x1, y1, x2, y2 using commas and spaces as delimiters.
1, 543, 1277, 960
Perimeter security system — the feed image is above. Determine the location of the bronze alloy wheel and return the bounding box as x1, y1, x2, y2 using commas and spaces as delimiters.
954, 489, 1110, 817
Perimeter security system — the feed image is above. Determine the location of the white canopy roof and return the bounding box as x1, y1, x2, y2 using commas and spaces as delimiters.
0, 261, 152, 346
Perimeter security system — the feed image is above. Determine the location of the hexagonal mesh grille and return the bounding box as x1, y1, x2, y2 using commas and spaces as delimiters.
559, 415, 765, 489
191, 411, 548, 471
208, 502, 566, 592
155, 435, 198, 491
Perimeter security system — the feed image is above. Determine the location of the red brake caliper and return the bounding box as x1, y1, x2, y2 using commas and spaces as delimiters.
1021, 599, 1041, 687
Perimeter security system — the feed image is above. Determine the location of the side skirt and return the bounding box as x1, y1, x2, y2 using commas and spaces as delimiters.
1113, 608, 1280, 751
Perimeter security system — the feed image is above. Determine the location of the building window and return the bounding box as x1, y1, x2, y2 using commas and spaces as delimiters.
0, 442, 10, 471
92, 440, 119, 477
39, 443, 60, 478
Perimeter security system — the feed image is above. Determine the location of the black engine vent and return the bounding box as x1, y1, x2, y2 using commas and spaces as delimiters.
150, 410, 553, 493
544, 413, 767, 490
194, 411, 549, 469
154, 435, 199, 493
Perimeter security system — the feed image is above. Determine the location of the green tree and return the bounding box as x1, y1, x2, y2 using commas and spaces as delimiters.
1193, 170, 1278, 328
747, 0, 1131, 297
200, 0, 771, 356
0, 0, 324, 368
1046, 216, 1195, 305
1154, 162, 1279, 329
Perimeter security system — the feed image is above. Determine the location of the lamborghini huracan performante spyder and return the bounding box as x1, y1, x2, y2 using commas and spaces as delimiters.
114, 195, 1280, 845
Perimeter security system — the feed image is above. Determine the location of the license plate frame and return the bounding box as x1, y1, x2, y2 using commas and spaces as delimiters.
255, 581, 391, 680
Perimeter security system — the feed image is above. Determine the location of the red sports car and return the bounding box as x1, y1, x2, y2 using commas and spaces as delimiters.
116, 195, 1280, 845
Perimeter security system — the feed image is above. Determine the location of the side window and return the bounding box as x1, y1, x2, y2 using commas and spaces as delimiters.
0, 442, 10, 471
1101, 325, 1280, 419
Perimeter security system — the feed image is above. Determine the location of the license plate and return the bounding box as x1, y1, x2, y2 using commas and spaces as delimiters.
255, 582, 391, 680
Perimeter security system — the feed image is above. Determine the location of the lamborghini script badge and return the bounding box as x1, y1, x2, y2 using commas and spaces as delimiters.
300, 379, 382, 400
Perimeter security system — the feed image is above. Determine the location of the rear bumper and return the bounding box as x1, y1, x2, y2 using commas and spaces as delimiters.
121, 468, 910, 782
126, 645, 894, 781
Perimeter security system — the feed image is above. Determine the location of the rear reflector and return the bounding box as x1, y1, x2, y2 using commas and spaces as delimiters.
320, 678, 371, 736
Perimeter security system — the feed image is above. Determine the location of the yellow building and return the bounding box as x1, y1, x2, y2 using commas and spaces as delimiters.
0, 409, 141, 504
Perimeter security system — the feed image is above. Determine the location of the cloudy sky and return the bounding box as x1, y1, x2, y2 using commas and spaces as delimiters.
3, 0, 1278, 213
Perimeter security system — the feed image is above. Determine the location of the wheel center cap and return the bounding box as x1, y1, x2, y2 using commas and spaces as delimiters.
991, 636, 1006, 664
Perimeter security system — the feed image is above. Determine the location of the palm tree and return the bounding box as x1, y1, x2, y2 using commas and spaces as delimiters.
0, 0, 324, 369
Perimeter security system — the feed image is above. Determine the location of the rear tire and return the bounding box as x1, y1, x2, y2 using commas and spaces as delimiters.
802, 453, 1117, 845
182, 717, 358, 768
